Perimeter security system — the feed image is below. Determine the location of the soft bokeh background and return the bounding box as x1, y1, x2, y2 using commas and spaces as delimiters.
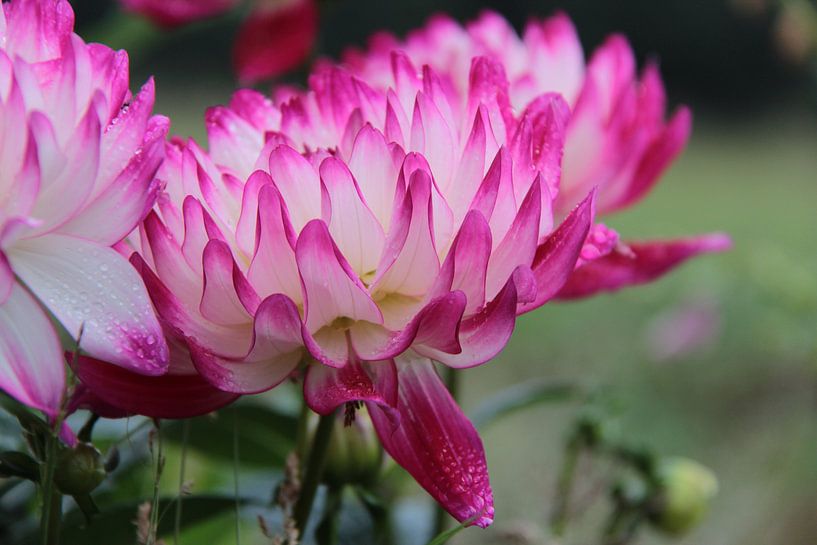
20, 1, 815, 544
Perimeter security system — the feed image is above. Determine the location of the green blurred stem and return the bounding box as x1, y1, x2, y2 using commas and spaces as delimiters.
550, 436, 583, 537
431, 365, 460, 538
174, 420, 190, 545
315, 485, 343, 545
293, 411, 335, 537
602, 505, 644, 545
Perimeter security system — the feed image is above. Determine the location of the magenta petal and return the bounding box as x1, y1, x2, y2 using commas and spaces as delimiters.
304, 359, 397, 415
73, 355, 238, 419
557, 233, 732, 299
233, 0, 318, 84
368, 357, 494, 527
518, 190, 594, 313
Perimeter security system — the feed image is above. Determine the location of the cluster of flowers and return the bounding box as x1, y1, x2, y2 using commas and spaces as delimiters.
0, 0, 728, 526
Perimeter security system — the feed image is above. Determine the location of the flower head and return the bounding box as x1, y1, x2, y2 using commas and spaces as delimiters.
0, 0, 169, 416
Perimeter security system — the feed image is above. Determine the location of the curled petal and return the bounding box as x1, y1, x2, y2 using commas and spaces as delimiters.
304, 358, 397, 416
368, 356, 494, 527
558, 234, 732, 299
191, 294, 303, 394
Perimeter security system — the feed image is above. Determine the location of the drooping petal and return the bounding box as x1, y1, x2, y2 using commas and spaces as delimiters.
9, 235, 169, 374
304, 358, 397, 415
0, 283, 65, 416
73, 355, 237, 419
367, 356, 494, 527
558, 234, 732, 299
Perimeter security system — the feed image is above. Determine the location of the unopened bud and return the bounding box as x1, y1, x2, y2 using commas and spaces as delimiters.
322, 405, 382, 488
649, 457, 718, 536
54, 442, 107, 495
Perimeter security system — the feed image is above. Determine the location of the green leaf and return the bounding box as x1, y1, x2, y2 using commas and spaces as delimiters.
469, 379, 584, 429
425, 514, 479, 545
162, 403, 298, 467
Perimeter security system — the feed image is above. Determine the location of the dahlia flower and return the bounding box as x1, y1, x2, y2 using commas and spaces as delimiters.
341, 11, 731, 296
120, 0, 318, 83
77, 56, 599, 525
0, 0, 169, 417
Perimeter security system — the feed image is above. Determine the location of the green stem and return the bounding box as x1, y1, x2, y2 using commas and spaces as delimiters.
40, 413, 66, 545
233, 408, 241, 545
550, 437, 582, 537
315, 485, 343, 545
174, 420, 190, 545
431, 365, 460, 537
293, 411, 336, 537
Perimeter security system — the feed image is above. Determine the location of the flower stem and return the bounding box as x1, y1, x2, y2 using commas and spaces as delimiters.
293, 411, 335, 537
174, 420, 190, 545
550, 436, 582, 537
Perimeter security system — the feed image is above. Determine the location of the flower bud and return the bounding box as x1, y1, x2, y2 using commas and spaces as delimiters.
322, 405, 382, 488
54, 442, 107, 495
649, 457, 718, 536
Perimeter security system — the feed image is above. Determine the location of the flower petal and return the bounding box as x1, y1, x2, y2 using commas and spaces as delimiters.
9, 235, 169, 374
367, 356, 494, 527
558, 234, 732, 299
0, 283, 65, 416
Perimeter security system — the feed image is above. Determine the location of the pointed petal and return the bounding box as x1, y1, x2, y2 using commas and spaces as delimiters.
268, 145, 322, 233
9, 235, 169, 374
519, 191, 594, 313
0, 283, 65, 416
320, 157, 385, 276
371, 170, 439, 298
304, 359, 397, 415
368, 356, 494, 527
558, 234, 732, 299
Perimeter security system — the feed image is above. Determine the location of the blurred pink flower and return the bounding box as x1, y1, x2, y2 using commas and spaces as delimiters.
120, 0, 240, 27
341, 11, 731, 297
120, 0, 318, 83
0, 0, 169, 417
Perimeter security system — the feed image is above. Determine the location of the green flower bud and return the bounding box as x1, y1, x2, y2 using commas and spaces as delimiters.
322, 405, 382, 488
649, 457, 718, 536
54, 442, 106, 495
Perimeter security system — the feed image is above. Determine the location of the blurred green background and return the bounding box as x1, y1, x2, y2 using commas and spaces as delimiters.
15, 1, 817, 544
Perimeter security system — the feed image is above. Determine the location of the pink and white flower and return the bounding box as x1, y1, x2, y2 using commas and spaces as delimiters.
341, 11, 731, 296
0, 0, 169, 417
77, 57, 598, 525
